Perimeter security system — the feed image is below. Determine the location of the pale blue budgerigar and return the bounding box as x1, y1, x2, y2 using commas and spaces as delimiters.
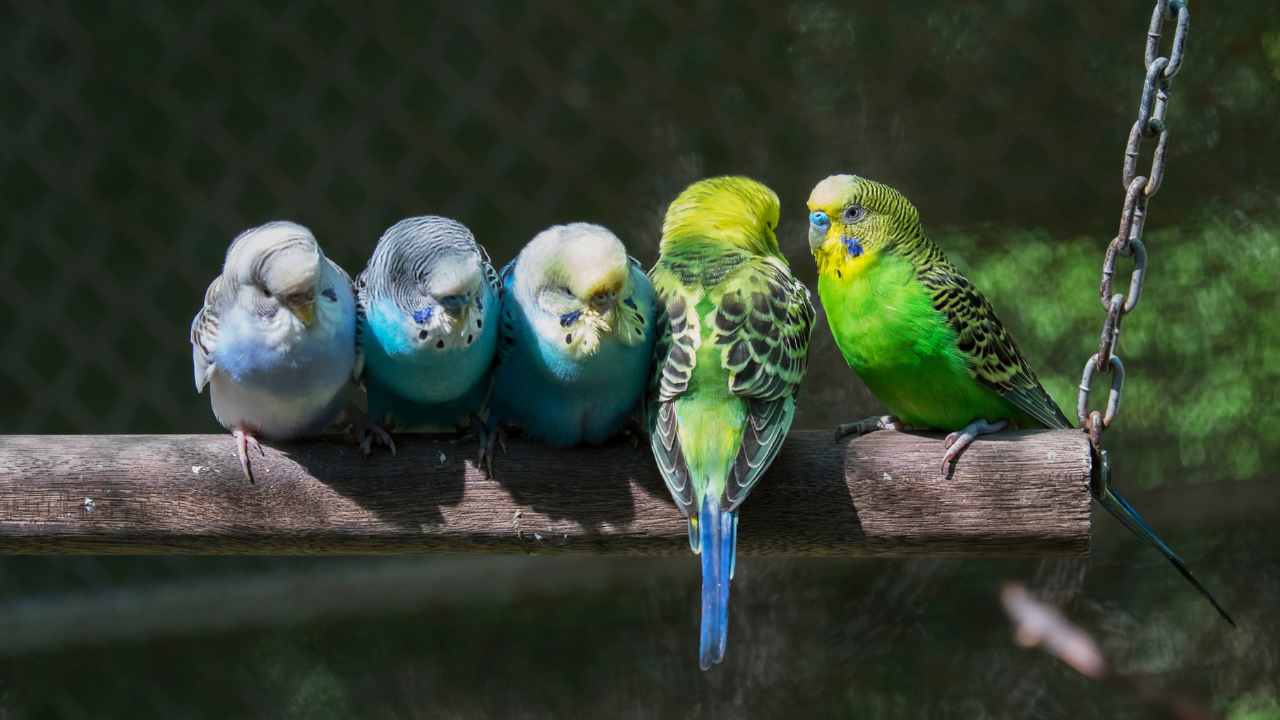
191, 220, 365, 482
355, 215, 500, 448
490, 223, 658, 447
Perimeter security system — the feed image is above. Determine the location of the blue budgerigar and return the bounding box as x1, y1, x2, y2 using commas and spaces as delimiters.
191, 221, 359, 482
355, 215, 500, 443
490, 222, 658, 447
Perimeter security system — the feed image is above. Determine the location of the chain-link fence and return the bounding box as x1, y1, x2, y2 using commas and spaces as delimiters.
6, 0, 1272, 437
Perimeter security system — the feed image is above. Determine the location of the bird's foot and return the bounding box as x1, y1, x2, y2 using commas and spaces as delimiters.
834, 415, 902, 442
621, 414, 648, 449
350, 413, 396, 457
233, 428, 265, 484
477, 420, 508, 478
941, 418, 1007, 477
359, 423, 396, 457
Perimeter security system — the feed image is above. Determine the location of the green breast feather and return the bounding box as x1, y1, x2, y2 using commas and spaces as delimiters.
819, 251, 1068, 430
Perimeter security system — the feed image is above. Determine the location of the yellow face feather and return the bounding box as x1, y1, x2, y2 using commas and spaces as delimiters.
553, 245, 633, 357
806, 174, 923, 282
520, 222, 645, 359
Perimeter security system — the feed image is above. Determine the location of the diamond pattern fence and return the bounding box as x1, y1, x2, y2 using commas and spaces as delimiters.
0, 0, 1253, 435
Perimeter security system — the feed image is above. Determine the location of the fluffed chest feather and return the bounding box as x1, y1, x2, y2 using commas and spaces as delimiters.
214, 294, 355, 395
818, 259, 959, 373
817, 255, 1012, 428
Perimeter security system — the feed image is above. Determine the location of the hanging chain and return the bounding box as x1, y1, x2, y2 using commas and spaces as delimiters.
1077, 0, 1189, 453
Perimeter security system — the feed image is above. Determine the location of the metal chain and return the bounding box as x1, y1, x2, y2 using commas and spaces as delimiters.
1077, 0, 1189, 454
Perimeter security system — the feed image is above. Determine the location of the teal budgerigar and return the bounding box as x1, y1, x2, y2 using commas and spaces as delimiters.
489, 222, 658, 447
649, 176, 816, 669
191, 221, 364, 482
355, 216, 500, 450
807, 173, 1233, 626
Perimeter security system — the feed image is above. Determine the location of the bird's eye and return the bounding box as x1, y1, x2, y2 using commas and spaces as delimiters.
809, 211, 830, 229
843, 205, 867, 223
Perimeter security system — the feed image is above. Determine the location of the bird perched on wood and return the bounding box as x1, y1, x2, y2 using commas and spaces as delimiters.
649, 176, 816, 669
490, 222, 657, 447
191, 221, 365, 482
355, 216, 499, 449
806, 173, 1233, 625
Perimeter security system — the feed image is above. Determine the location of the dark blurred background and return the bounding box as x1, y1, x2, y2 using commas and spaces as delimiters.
1, 0, 1277, 717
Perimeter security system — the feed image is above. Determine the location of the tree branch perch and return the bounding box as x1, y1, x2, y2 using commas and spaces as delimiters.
0, 431, 1091, 556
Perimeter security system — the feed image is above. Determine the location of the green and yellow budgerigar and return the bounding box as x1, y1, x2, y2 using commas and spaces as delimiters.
806, 173, 1233, 625
649, 176, 816, 669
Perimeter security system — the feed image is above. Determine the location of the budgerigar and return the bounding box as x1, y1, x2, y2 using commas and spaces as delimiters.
191, 221, 359, 482
355, 216, 499, 447
490, 222, 657, 447
649, 177, 816, 669
807, 174, 1233, 625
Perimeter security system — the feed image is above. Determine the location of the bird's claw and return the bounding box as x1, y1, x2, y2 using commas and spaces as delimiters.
359, 423, 396, 457
350, 414, 396, 457
940, 418, 1007, 477
233, 429, 264, 484
622, 415, 647, 449
834, 415, 902, 442
476, 421, 507, 478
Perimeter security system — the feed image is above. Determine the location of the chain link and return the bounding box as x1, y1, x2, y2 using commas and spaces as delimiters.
1078, 0, 1188, 449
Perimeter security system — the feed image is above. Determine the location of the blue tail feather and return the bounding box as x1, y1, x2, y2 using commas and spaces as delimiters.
1099, 486, 1235, 627
698, 494, 736, 670
728, 512, 739, 581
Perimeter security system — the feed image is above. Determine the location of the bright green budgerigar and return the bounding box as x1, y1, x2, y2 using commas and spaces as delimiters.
806, 173, 1233, 625
649, 176, 816, 669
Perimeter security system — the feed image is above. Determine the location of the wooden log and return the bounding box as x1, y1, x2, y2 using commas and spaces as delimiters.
0, 431, 1091, 556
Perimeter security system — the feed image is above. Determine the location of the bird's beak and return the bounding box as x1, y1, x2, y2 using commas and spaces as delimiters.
808, 222, 827, 255
439, 294, 471, 319
588, 290, 617, 314
291, 300, 316, 328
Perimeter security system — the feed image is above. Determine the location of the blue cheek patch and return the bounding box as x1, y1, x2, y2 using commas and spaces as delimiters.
322, 288, 338, 302
843, 236, 864, 258
412, 307, 434, 325
559, 309, 582, 327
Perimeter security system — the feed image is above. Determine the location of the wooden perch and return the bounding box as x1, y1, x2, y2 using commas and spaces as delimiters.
0, 430, 1091, 556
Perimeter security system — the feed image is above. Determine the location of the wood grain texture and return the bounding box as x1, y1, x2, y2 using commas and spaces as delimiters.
0, 430, 1091, 556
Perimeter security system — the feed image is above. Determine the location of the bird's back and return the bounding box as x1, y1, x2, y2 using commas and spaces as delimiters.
650, 244, 813, 508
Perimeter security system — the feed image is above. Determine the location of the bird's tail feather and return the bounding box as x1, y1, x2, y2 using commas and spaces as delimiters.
1097, 485, 1235, 626
698, 494, 736, 670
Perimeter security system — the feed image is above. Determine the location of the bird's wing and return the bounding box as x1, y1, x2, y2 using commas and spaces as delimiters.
478, 244, 501, 293
496, 259, 518, 361
716, 258, 815, 402
648, 286, 698, 518
712, 257, 816, 508
918, 263, 1072, 429
190, 275, 227, 393
352, 267, 370, 382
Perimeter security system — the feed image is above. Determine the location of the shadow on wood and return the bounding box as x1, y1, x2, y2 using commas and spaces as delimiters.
0, 430, 1091, 556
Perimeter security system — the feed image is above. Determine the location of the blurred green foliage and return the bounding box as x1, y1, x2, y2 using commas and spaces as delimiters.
934, 201, 1280, 488
1230, 695, 1280, 720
